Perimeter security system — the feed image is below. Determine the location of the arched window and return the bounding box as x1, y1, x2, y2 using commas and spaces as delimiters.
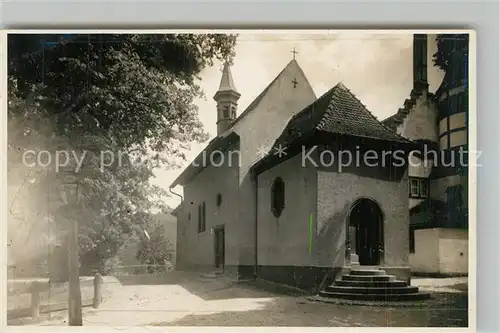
271, 177, 285, 218
222, 106, 230, 118
216, 193, 222, 207
231, 107, 236, 119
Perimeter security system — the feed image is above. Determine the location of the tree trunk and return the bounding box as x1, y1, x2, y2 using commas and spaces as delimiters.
67, 219, 82, 326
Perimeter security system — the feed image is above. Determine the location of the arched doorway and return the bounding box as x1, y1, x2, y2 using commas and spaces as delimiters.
348, 198, 384, 266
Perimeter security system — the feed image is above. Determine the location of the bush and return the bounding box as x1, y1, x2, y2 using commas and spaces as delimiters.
136, 223, 174, 273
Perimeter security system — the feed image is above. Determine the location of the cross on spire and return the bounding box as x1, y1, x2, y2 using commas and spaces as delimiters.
291, 78, 298, 88
291, 47, 298, 60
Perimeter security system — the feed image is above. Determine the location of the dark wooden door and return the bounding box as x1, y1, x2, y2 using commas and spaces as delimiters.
214, 228, 225, 269
358, 220, 381, 265
351, 200, 383, 266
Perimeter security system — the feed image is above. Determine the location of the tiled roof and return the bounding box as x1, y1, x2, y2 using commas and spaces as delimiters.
381, 88, 437, 132
410, 198, 447, 216
274, 82, 411, 148
382, 107, 410, 132
251, 83, 412, 173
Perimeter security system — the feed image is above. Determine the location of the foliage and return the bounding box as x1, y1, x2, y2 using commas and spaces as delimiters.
136, 222, 175, 273
9, 34, 237, 154
8, 33, 237, 273
432, 34, 469, 72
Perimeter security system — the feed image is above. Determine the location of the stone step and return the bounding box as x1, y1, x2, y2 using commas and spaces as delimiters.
342, 274, 395, 282
201, 271, 224, 278
351, 265, 381, 270
318, 291, 431, 302
325, 285, 419, 295
349, 269, 387, 276
335, 280, 408, 288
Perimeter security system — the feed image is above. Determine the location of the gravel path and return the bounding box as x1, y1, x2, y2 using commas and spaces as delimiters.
22, 272, 467, 328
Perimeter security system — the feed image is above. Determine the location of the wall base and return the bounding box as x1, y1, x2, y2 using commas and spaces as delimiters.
176, 263, 413, 293
411, 272, 468, 278
255, 265, 350, 294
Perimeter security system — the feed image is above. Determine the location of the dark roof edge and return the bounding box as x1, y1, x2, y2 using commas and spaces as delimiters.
169, 131, 240, 188
251, 131, 415, 177
171, 204, 181, 217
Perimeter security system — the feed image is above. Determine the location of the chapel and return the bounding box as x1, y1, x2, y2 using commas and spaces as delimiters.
170, 33, 469, 298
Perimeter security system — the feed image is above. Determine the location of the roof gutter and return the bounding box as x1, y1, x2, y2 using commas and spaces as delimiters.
169, 186, 183, 202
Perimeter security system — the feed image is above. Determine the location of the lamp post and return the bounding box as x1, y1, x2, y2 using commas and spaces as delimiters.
59, 174, 83, 326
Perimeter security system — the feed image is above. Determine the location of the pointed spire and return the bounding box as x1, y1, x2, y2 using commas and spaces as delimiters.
214, 62, 240, 135
216, 62, 238, 94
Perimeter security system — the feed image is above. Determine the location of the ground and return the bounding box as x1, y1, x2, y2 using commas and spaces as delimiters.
9, 272, 468, 327
7, 277, 95, 321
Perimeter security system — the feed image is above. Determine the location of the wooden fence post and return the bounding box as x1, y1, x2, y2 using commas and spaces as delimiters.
30, 281, 40, 319
93, 272, 102, 308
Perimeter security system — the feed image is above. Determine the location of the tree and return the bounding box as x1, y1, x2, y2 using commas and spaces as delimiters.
9, 34, 236, 152
432, 34, 469, 73
8, 33, 237, 274
136, 221, 174, 274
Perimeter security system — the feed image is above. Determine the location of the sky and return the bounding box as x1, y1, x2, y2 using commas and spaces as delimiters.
153, 32, 445, 208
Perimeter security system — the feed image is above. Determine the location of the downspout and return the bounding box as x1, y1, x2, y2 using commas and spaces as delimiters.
169, 186, 183, 268
169, 186, 183, 202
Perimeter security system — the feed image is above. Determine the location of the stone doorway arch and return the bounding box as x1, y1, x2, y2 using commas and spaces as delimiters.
347, 198, 384, 266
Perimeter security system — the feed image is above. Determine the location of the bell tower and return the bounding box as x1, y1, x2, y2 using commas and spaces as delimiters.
214, 62, 240, 135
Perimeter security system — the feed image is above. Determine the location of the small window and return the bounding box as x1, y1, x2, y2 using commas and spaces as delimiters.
231, 107, 236, 119
419, 180, 429, 197
222, 106, 229, 118
212, 152, 223, 164
216, 194, 222, 207
202, 202, 206, 232
409, 228, 415, 253
271, 177, 285, 218
197, 202, 206, 233
188, 212, 191, 221
409, 177, 429, 199
197, 205, 202, 232
410, 179, 419, 196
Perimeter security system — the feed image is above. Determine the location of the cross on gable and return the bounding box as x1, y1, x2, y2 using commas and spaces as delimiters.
291, 47, 298, 60
291, 78, 298, 88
